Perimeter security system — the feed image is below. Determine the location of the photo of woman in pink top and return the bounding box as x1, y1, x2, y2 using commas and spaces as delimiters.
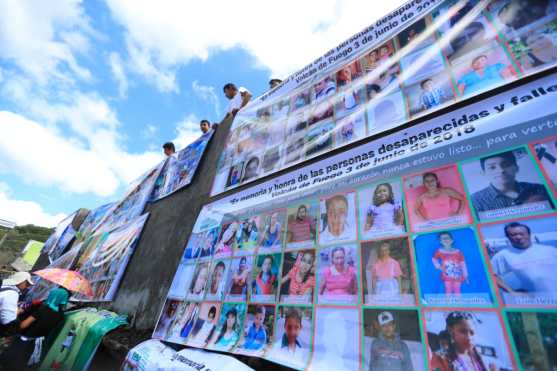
372, 241, 403, 296
281, 251, 316, 297
414, 172, 466, 221
319, 246, 358, 301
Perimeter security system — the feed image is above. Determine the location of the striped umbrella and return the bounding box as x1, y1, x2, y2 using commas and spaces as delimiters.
33, 268, 93, 297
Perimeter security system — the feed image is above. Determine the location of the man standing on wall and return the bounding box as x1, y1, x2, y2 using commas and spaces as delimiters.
223, 83, 252, 119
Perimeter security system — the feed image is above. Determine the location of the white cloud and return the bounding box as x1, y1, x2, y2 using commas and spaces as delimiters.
192, 80, 221, 116
105, 0, 407, 86
173, 114, 201, 149
126, 39, 178, 93
109, 52, 129, 98
0, 111, 119, 196
0, 0, 93, 87
0, 183, 66, 227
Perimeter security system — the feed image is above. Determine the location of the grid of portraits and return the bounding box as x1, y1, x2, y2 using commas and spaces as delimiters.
155, 136, 557, 370
213, 0, 557, 195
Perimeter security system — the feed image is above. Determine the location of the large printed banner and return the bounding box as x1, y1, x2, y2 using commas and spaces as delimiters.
151, 131, 214, 201
43, 211, 78, 262
73, 213, 149, 301
211, 0, 557, 195
94, 163, 162, 234
155, 73, 557, 370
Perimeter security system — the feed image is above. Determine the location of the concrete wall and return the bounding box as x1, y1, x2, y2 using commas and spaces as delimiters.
107, 117, 234, 330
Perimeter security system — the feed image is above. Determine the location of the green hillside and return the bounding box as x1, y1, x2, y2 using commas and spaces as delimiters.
0, 225, 54, 267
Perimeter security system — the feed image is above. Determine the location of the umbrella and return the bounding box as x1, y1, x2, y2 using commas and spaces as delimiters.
33, 268, 93, 297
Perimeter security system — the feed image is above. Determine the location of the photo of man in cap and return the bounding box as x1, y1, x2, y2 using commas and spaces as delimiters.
370, 311, 414, 371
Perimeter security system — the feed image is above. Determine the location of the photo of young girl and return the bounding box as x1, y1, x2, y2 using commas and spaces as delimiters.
319, 192, 358, 245
404, 165, 471, 232
226, 256, 253, 301
279, 249, 316, 304
363, 308, 425, 371
257, 210, 285, 253
234, 215, 261, 256
237, 304, 276, 356
317, 244, 359, 305
286, 201, 318, 250
209, 303, 246, 351
214, 221, 238, 258
251, 253, 281, 303
309, 307, 360, 371
268, 305, 313, 370
187, 261, 210, 301
414, 228, 494, 306
361, 238, 416, 306
205, 259, 231, 301
187, 302, 222, 347
358, 181, 406, 240
425, 310, 514, 371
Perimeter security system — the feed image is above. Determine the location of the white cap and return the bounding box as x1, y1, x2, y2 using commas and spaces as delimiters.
3, 272, 34, 286
378, 311, 394, 326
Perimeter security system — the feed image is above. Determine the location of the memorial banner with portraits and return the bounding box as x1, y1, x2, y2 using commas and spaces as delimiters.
151, 131, 214, 201
155, 72, 557, 370
72, 213, 149, 301
211, 0, 557, 195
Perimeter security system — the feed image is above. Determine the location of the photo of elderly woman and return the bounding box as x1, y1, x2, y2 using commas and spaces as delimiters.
317, 244, 359, 305
187, 261, 210, 301
251, 253, 281, 303
209, 303, 246, 351
358, 181, 406, 240
319, 192, 357, 245
226, 256, 253, 301
361, 238, 416, 306
205, 259, 231, 301
404, 165, 471, 232
235, 215, 261, 256
257, 210, 285, 253
426, 310, 514, 371
187, 302, 222, 347
280, 249, 316, 304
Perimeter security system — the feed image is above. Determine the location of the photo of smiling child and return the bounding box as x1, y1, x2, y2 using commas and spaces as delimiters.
359, 181, 406, 240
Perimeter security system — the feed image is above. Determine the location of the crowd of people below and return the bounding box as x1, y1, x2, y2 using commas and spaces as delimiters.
0, 272, 69, 370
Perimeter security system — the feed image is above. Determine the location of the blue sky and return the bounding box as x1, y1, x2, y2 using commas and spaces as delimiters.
0, 0, 404, 227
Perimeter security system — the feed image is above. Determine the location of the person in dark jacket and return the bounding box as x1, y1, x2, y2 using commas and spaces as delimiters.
370, 311, 413, 371
0, 287, 69, 370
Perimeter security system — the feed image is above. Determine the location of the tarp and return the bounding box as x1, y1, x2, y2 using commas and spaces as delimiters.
40, 308, 127, 371
211, 0, 557, 195
151, 130, 214, 201
154, 71, 557, 370
121, 339, 254, 371
73, 213, 149, 302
